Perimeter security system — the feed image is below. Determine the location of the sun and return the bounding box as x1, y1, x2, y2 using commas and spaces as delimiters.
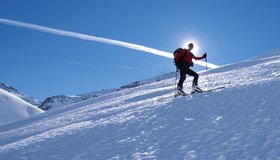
183, 40, 199, 55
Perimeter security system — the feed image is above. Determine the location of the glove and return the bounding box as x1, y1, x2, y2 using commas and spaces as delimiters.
203, 53, 207, 58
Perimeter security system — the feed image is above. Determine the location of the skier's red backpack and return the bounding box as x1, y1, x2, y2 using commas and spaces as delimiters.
173, 48, 186, 68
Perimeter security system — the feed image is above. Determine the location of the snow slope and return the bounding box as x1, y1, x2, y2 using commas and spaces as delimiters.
0, 82, 40, 106
0, 88, 44, 126
0, 51, 280, 159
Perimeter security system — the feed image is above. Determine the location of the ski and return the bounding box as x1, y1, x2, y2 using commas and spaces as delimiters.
195, 86, 226, 93
174, 92, 188, 97
174, 86, 225, 97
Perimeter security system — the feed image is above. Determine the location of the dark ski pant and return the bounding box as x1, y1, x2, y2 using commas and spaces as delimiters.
178, 66, 199, 88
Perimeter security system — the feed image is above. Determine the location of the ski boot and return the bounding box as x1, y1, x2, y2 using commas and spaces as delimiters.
191, 84, 203, 94
177, 86, 187, 95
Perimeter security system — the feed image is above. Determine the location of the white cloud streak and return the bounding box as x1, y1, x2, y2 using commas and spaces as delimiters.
0, 18, 219, 69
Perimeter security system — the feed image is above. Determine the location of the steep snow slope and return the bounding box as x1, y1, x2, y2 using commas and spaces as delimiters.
0, 52, 280, 159
0, 82, 40, 106
0, 89, 44, 126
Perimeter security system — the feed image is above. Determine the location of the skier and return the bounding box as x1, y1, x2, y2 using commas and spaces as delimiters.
175, 43, 207, 94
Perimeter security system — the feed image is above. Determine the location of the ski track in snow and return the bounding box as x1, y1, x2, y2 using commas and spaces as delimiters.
0, 54, 280, 159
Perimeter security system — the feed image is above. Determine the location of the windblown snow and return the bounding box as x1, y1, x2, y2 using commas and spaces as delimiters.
0, 51, 280, 159
0, 89, 44, 126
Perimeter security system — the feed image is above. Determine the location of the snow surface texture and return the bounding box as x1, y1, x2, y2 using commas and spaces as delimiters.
0, 89, 44, 126
0, 51, 280, 159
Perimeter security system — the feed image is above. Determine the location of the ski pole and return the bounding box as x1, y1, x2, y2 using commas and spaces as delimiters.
174, 68, 178, 95
205, 57, 208, 71
205, 57, 210, 87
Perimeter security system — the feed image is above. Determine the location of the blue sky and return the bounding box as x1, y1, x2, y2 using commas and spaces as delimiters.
0, 0, 279, 100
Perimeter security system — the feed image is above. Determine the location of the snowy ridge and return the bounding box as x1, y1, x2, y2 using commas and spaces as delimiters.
0, 51, 280, 159
0, 82, 40, 106
251, 48, 280, 60
39, 94, 98, 111
39, 73, 174, 111
0, 89, 44, 126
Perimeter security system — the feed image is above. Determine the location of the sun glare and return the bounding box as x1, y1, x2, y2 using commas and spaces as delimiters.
183, 40, 199, 55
